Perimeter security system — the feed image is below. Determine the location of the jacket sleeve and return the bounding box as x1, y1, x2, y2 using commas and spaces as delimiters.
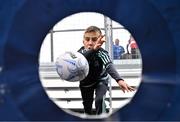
106, 63, 124, 82
97, 49, 124, 82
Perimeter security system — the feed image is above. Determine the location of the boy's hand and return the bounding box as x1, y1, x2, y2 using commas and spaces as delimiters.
117, 80, 135, 93
93, 35, 105, 50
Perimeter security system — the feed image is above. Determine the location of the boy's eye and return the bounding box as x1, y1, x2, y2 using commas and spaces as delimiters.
84, 37, 98, 42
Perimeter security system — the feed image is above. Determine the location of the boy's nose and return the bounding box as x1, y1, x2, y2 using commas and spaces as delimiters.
88, 40, 94, 44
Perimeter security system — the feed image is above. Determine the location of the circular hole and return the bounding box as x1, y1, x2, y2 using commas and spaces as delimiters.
39, 12, 142, 118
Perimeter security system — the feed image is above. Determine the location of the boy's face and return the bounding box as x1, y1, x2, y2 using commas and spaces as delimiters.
115, 39, 119, 45
83, 31, 101, 50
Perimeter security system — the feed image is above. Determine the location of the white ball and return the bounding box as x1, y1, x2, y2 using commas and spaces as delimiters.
55, 51, 89, 82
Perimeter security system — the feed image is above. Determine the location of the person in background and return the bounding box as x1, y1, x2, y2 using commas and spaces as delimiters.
113, 38, 125, 59
78, 26, 134, 115
128, 35, 139, 59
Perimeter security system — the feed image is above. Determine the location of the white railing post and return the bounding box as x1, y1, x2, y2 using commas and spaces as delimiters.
104, 16, 113, 113
50, 28, 54, 62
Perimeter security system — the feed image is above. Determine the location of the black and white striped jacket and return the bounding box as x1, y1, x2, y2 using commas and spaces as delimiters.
78, 47, 123, 87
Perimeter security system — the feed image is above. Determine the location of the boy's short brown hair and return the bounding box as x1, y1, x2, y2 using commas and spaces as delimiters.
84, 26, 102, 35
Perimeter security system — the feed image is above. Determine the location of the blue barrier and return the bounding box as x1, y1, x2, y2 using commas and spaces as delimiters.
0, 0, 180, 121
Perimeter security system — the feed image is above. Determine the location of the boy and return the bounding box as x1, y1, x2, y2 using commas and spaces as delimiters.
78, 26, 134, 115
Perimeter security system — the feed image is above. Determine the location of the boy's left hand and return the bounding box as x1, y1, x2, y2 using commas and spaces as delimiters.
93, 35, 105, 50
